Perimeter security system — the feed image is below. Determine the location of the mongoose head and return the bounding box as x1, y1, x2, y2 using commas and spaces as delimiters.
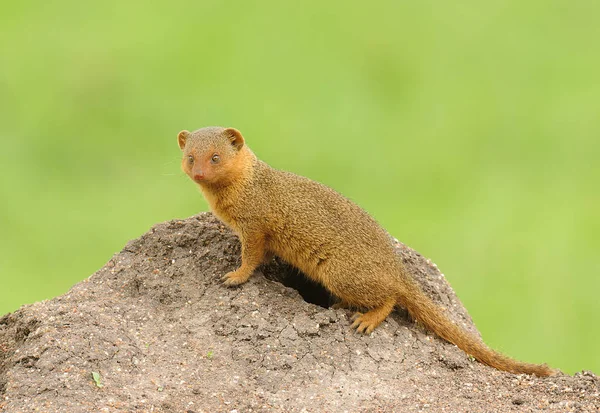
177, 126, 248, 187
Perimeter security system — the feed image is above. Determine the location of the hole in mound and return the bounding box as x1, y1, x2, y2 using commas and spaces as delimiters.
262, 260, 334, 308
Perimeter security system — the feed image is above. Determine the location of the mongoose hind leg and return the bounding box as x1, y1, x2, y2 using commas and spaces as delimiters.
350, 297, 396, 334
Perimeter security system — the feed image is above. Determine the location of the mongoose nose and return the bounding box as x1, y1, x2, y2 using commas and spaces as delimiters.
194, 172, 205, 181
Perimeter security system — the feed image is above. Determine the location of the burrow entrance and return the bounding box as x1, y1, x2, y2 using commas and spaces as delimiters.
262, 259, 334, 308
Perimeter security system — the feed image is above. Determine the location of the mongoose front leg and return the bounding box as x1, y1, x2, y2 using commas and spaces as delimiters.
222, 233, 265, 286
350, 297, 396, 334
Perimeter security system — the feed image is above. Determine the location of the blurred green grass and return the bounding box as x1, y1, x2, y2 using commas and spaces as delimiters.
1, 1, 598, 374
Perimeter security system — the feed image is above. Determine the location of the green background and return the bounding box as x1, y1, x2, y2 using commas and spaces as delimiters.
1, 1, 598, 375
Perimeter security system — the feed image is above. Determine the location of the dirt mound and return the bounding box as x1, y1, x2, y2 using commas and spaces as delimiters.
1, 213, 598, 412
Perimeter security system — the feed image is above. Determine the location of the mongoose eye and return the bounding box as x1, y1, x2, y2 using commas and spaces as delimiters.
211, 154, 220, 164
187, 155, 194, 164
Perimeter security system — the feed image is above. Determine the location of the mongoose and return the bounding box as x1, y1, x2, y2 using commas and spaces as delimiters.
177, 126, 557, 377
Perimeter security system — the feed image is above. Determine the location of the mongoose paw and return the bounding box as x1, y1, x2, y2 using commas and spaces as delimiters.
350, 312, 377, 335
221, 270, 250, 287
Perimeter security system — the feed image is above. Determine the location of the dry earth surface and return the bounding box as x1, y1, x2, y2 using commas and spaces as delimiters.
1, 213, 598, 412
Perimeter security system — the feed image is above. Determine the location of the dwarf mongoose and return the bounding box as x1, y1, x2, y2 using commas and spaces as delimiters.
177, 126, 556, 377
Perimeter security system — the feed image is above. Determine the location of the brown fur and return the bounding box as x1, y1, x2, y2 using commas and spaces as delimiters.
177, 126, 557, 377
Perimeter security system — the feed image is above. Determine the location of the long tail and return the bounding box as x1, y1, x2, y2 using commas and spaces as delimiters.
397, 277, 557, 377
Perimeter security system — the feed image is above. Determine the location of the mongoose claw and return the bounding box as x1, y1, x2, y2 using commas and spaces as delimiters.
221, 270, 250, 287
350, 312, 363, 321
350, 312, 377, 335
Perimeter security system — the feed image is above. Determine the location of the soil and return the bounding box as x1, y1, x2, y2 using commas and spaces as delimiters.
0, 213, 598, 412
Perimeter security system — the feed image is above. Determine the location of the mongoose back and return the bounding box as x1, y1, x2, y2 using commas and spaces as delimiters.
177, 126, 557, 377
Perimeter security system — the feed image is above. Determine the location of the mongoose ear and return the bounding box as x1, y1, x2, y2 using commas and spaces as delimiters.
224, 128, 244, 151
177, 130, 190, 150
